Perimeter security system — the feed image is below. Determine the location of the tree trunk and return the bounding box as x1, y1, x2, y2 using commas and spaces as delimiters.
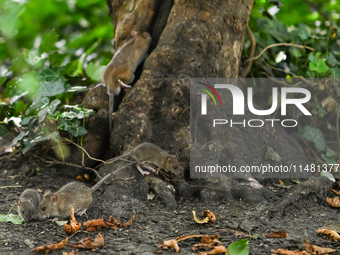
108, 0, 254, 160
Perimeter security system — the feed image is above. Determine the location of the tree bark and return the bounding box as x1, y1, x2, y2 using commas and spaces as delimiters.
108, 0, 254, 162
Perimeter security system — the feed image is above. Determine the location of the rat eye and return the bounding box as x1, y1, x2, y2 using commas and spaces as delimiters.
174, 166, 178, 169
21, 210, 25, 214
41, 207, 46, 211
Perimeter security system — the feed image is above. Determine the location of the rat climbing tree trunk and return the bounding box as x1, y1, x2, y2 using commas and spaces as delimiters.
107, 0, 254, 161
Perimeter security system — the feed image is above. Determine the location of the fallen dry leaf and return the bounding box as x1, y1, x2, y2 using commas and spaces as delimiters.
265, 231, 287, 238
271, 249, 309, 255
199, 245, 227, 255
64, 206, 81, 235
193, 243, 215, 251
33, 237, 69, 254
201, 234, 221, 245
202, 210, 216, 224
304, 239, 337, 254
316, 229, 340, 241
83, 219, 110, 232
326, 196, 340, 207
67, 233, 104, 250
159, 239, 180, 253
193, 210, 209, 224
107, 214, 135, 227
62, 251, 78, 255
331, 189, 340, 196
176, 234, 203, 241
76, 174, 90, 182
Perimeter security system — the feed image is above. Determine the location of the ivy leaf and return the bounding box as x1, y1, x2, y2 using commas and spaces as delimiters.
38, 67, 65, 97
321, 146, 337, 164
85, 62, 105, 82
309, 54, 329, 73
330, 68, 340, 78
297, 23, 311, 40
57, 118, 87, 137
328, 52, 340, 67
40, 29, 58, 54
10, 131, 29, 146
0, 213, 23, 225
298, 125, 327, 152
227, 239, 249, 255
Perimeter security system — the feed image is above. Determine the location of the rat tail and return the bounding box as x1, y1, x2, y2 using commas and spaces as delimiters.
109, 92, 114, 143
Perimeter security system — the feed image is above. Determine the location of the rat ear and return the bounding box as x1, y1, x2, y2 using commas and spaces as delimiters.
28, 198, 33, 204
51, 194, 59, 204
131, 30, 138, 36
166, 157, 172, 164
16, 199, 21, 206
43, 190, 51, 197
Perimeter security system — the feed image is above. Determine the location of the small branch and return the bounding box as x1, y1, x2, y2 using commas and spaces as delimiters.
240, 24, 256, 77
245, 43, 314, 63
61, 137, 106, 164
32, 154, 104, 179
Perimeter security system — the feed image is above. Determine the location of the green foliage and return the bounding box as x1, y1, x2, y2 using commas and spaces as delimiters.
227, 239, 249, 255
0, 213, 23, 225
245, 0, 340, 167
0, 0, 111, 154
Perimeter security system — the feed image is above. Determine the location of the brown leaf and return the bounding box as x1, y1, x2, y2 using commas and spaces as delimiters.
304, 240, 337, 254
265, 231, 287, 238
271, 249, 309, 255
331, 189, 340, 196
199, 245, 227, 255
64, 206, 81, 235
201, 235, 222, 245
67, 233, 104, 250
176, 234, 203, 241
316, 229, 340, 241
326, 196, 340, 207
193, 243, 215, 251
62, 251, 78, 255
33, 237, 69, 254
193, 210, 209, 224
84, 219, 110, 232
202, 210, 216, 224
107, 214, 135, 227
159, 239, 180, 253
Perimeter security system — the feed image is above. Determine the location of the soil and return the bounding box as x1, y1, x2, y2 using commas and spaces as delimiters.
1, 155, 340, 255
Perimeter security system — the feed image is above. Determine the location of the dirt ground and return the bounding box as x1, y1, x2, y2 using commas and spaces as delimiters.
1, 155, 340, 255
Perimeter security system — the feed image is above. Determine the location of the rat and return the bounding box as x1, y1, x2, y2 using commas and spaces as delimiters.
102, 31, 152, 137
92, 142, 184, 192
36, 143, 183, 219
16, 189, 41, 222
36, 181, 92, 220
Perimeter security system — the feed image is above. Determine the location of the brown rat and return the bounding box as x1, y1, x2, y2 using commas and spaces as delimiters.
37, 181, 92, 220
17, 189, 41, 222
91, 143, 184, 192
102, 31, 152, 137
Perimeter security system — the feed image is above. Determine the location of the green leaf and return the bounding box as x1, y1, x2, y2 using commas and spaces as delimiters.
227, 239, 249, 255
328, 53, 340, 67
10, 131, 29, 146
0, 213, 23, 225
309, 58, 329, 73
298, 125, 327, 152
321, 146, 337, 164
25, 97, 49, 115
40, 29, 59, 53
297, 23, 311, 40
38, 67, 65, 97
57, 118, 87, 137
320, 171, 335, 182
85, 62, 105, 82
330, 68, 340, 78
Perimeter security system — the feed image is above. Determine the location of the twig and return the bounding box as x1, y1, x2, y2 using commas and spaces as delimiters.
337, 104, 340, 152
245, 43, 314, 63
240, 24, 256, 77
32, 154, 104, 179
61, 137, 106, 164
